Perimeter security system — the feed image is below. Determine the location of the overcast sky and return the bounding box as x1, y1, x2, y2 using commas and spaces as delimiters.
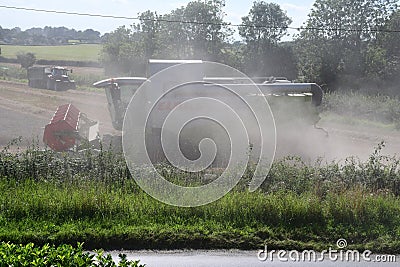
0, 0, 314, 39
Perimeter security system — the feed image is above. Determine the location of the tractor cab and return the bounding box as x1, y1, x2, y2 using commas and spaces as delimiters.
50, 67, 70, 78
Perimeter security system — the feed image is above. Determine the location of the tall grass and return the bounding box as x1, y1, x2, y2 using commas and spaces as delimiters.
1, 139, 399, 196
0, 139, 400, 251
322, 91, 400, 128
0, 64, 27, 81
70, 72, 107, 88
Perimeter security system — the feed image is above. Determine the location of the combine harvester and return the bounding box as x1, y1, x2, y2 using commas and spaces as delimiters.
43, 60, 325, 162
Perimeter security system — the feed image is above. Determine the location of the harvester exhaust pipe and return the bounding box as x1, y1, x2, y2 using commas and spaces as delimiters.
43, 104, 99, 151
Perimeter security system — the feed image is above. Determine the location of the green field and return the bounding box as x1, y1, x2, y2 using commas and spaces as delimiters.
0, 44, 101, 62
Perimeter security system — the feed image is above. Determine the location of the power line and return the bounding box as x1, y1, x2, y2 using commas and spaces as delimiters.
0, 5, 141, 20
0, 4, 399, 33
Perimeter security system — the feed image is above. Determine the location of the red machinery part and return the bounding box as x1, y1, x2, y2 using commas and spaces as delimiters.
43, 103, 80, 151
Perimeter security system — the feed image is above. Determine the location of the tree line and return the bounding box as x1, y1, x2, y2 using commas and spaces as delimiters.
0, 26, 102, 45
102, 0, 399, 91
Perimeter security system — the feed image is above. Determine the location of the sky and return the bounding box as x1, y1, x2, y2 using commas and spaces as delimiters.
0, 0, 315, 39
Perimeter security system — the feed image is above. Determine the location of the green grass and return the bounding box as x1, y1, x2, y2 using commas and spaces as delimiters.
0, 44, 101, 62
0, 179, 399, 252
0, 140, 399, 252
0, 64, 27, 83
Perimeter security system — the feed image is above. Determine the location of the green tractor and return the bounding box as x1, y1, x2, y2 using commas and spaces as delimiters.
28, 66, 76, 91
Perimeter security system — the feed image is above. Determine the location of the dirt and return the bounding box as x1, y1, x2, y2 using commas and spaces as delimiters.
0, 80, 399, 161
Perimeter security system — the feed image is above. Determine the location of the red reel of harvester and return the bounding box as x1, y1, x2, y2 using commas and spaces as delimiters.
43, 103, 80, 151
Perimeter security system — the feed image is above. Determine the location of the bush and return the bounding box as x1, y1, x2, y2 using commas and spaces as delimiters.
16, 52, 36, 69
0, 64, 27, 80
0, 242, 144, 267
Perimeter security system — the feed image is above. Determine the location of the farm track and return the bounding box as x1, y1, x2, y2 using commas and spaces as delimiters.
0, 80, 399, 160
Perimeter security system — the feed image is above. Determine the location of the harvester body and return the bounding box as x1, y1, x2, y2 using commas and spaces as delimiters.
92, 59, 324, 162
94, 60, 322, 130
28, 66, 76, 91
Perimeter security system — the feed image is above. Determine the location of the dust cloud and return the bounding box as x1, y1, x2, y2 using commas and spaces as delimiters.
169, 89, 400, 166
271, 103, 400, 164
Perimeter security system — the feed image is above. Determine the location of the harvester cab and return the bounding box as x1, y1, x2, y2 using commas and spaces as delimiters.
93, 77, 148, 130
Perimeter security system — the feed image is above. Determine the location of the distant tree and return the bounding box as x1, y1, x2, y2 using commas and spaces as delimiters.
159, 0, 231, 60
0, 26, 102, 45
379, 9, 400, 82
239, 1, 293, 76
159, 7, 189, 58
16, 52, 36, 69
239, 1, 292, 45
296, 0, 398, 88
80, 29, 101, 42
133, 10, 162, 59
101, 1, 232, 74
101, 26, 137, 75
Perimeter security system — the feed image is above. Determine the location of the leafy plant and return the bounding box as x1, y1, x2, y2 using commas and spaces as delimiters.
0, 242, 144, 266
16, 52, 36, 69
